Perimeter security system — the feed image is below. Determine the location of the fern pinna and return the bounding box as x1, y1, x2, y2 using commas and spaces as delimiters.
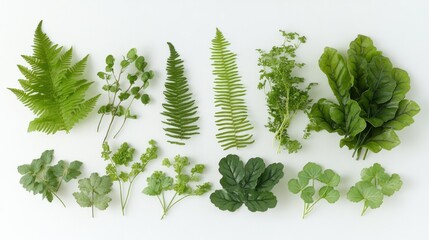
211, 29, 254, 150
161, 42, 200, 145
8, 21, 99, 134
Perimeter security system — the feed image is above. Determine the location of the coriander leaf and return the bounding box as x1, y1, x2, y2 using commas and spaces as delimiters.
245, 191, 277, 212
287, 178, 306, 194
300, 186, 315, 203
298, 162, 322, 181
360, 163, 389, 184
317, 169, 341, 187
347, 181, 383, 209
319, 186, 340, 203
242, 157, 265, 189
381, 174, 402, 196
219, 154, 245, 190
142, 171, 173, 196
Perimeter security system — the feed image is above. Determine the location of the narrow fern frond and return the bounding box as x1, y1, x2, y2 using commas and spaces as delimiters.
210, 28, 254, 150
8, 20, 99, 134
161, 42, 200, 145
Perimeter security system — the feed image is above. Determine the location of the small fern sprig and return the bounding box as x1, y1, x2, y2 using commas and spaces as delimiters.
8, 21, 99, 134
161, 42, 200, 145
97, 49, 155, 143
210, 28, 254, 150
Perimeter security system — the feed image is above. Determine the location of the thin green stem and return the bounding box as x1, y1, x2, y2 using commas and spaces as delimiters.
118, 180, 125, 216
91, 191, 94, 218
52, 191, 66, 208
361, 203, 369, 216
113, 97, 136, 139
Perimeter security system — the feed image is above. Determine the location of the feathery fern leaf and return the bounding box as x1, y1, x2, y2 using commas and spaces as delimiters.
8, 21, 99, 134
161, 42, 200, 145
210, 29, 254, 150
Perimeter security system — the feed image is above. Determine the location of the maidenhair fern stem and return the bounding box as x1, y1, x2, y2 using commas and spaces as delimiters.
122, 176, 138, 213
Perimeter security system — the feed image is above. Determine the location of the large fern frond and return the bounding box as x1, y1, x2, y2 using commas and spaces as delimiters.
8, 21, 99, 134
210, 29, 254, 150
161, 42, 200, 145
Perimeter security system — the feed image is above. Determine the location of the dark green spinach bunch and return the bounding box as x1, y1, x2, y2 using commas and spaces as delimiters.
288, 162, 340, 218
210, 154, 284, 212
97, 48, 155, 143
347, 163, 402, 215
307, 35, 420, 159
102, 140, 158, 215
143, 155, 211, 219
18, 150, 82, 207
257, 30, 316, 153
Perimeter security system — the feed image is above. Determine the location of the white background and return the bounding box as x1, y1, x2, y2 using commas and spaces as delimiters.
1, 0, 428, 239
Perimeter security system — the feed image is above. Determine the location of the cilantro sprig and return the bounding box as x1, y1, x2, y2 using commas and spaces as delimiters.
102, 140, 158, 215
347, 163, 402, 215
18, 150, 82, 207
288, 162, 341, 218
143, 155, 211, 219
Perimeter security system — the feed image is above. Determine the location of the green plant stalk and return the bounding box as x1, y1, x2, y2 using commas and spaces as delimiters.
36, 175, 66, 207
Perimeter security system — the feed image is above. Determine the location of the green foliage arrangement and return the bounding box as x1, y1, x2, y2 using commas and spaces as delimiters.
307, 35, 420, 160
210, 29, 254, 150
288, 162, 340, 218
143, 155, 211, 219
347, 163, 402, 215
257, 30, 316, 153
73, 173, 113, 218
8, 21, 99, 134
161, 42, 200, 145
18, 150, 82, 207
210, 154, 284, 212
97, 48, 155, 143
102, 140, 158, 215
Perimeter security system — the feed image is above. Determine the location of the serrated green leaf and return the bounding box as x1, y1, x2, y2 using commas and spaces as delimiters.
347, 181, 383, 209
361, 163, 389, 184
318, 169, 341, 187
362, 129, 400, 153
381, 173, 402, 196
299, 162, 322, 182
142, 171, 173, 196
319, 186, 340, 203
